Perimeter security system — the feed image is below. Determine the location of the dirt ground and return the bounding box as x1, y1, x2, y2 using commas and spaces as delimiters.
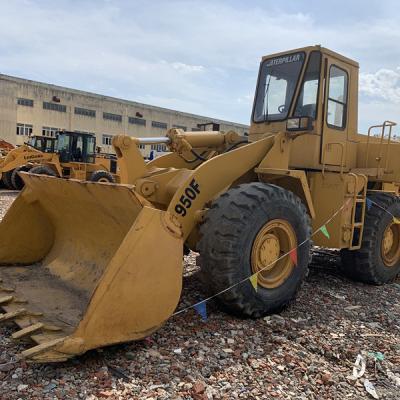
0, 189, 399, 399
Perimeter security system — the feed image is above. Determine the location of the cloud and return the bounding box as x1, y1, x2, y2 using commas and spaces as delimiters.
169, 62, 204, 73
360, 68, 400, 103
0, 0, 399, 130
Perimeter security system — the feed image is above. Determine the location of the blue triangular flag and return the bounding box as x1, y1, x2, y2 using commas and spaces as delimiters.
194, 301, 207, 321
366, 198, 373, 211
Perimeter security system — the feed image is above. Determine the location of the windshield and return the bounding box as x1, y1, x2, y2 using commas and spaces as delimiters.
28, 137, 43, 151
253, 52, 305, 122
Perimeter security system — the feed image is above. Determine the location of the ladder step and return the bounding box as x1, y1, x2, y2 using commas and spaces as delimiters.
355, 199, 366, 203
353, 223, 363, 228
12, 323, 44, 340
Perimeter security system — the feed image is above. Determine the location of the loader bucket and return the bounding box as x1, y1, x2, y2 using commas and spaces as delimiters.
0, 173, 183, 362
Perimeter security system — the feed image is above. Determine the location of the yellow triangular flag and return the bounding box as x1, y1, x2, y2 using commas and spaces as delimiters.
320, 225, 330, 239
249, 273, 258, 292
394, 217, 400, 225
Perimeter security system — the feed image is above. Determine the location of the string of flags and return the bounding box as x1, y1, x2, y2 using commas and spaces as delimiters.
173, 195, 400, 321
367, 197, 400, 225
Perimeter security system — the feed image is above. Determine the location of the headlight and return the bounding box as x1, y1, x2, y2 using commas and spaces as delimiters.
286, 117, 312, 132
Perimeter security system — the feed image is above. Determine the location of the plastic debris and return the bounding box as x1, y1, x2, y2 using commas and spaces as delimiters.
352, 354, 366, 379
364, 379, 379, 399
387, 370, 400, 387
368, 352, 384, 362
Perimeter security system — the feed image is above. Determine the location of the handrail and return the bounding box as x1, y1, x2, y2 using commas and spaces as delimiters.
322, 142, 345, 179
365, 121, 397, 171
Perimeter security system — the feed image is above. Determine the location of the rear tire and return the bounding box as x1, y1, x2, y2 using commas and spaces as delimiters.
10, 165, 32, 190
198, 183, 312, 318
340, 193, 400, 284
29, 165, 57, 177
90, 170, 115, 183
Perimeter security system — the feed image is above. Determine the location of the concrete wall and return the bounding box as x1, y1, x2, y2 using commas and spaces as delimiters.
0, 74, 249, 156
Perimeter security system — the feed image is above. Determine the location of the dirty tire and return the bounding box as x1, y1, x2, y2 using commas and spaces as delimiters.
90, 170, 115, 183
29, 165, 57, 177
198, 183, 312, 318
340, 193, 400, 284
1, 170, 14, 189
10, 165, 32, 190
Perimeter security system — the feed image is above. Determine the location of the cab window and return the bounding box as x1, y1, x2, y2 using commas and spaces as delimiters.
327, 65, 348, 129
294, 51, 321, 120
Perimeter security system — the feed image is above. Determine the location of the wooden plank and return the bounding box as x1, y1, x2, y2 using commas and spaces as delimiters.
0, 308, 26, 322
0, 295, 13, 305
12, 323, 44, 340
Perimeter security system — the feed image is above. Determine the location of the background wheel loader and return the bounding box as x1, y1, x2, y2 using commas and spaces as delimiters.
0, 45, 400, 362
0, 131, 118, 190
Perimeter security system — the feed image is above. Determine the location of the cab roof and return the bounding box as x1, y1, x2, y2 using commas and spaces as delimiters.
261, 45, 359, 68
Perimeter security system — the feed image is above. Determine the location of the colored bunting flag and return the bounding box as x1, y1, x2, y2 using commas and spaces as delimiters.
194, 301, 207, 321
249, 273, 258, 292
394, 217, 400, 225
320, 225, 330, 239
289, 249, 298, 266
366, 198, 373, 211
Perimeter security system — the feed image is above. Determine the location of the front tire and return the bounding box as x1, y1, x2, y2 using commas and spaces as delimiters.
90, 170, 115, 183
11, 165, 32, 190
1, 170, 14, 189
340, 193, 400, 284
29, 165, 57, 177
198, 183, 312, 318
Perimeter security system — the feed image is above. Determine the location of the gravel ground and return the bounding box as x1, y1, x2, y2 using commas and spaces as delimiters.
0, 189, 399, 400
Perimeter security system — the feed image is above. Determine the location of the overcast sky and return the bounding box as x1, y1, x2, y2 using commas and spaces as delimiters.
0, 0, 399, 132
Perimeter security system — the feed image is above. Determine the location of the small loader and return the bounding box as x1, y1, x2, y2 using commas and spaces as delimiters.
0, 131, 118, 190
0, 45, 399, 362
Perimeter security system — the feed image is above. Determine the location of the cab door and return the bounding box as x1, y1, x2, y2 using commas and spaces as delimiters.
320, 57, 350, 167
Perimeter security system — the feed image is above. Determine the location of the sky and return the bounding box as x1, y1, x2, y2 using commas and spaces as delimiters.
0, 0, 399, 132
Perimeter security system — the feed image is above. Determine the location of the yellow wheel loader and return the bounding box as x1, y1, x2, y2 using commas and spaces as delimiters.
1, 45, 400, 362
0, 135, 57, 189
0, 131, 118, 190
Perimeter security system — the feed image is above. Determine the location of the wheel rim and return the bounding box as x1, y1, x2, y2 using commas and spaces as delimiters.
98, 178, 110, 183
381, 221, 400, 267
251, 219, 297, 289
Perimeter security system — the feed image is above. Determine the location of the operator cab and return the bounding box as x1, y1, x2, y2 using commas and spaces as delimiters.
56, 131, 96, 164
27, 135, 57, 153
250, 45, 359, 170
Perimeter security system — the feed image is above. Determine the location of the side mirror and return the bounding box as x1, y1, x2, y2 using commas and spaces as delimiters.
286, 116, 313, 132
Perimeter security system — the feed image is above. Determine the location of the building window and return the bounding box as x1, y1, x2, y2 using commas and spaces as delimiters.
128, 117, 146, 126
43, 101, 67, 112
152, 121, 168, 129
17, 98, 34, 107
102, 134, 113, 146
42, 127, 59, 137
172, 124, 187, 131
150, 144, 167, 152
75, 107, 96, 118
16, 123, 33, 136
103, 112, 122, 122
